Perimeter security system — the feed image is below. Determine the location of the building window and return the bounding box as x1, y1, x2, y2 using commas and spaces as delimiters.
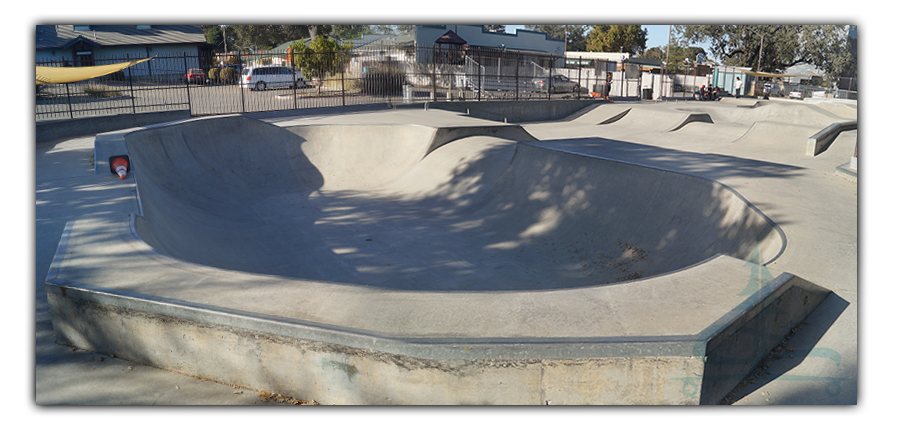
136, 25, 151, 30
73, 25, 91, 31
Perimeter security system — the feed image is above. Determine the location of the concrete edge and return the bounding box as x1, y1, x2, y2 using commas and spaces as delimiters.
38, 110, 192, 142
835, 162, 858, 183
698, 273, 832, 404
806, 120, 857, 156
43, 216, 705, 362
45, 215, 779, 364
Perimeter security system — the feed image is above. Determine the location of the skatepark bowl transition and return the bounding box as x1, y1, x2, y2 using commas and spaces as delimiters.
42, 98, 857, 405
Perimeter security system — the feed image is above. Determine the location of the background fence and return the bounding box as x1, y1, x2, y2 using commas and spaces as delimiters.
38, 47, 849, 122
37, 48, 632, 122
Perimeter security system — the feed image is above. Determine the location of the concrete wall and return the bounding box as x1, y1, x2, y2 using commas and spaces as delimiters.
36, 110, 191, 142
44, 283, 706, 405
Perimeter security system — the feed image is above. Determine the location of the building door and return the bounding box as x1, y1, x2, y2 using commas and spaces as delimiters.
71, 42, 94, 67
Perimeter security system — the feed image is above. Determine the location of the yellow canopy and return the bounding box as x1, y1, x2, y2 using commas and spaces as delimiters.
36, 57, 154, 85
742, 70, 804, 78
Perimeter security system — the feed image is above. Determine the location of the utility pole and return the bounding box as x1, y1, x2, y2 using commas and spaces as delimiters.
665, 25, 671, 99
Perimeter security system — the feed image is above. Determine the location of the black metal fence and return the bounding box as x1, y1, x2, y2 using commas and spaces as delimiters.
38, 48, 709, 121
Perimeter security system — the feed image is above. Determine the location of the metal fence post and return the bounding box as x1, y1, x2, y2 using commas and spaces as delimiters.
292, 53, 298, 111
578, 57, 582, 99
239, 52, 246, 114
547, 54, 552, 100
432, 48, 438, 102
65, 83, 73, 119
515, 52, 519, 101
126, 54, 137, 114
341, 50, 346, 107
183, 53, 192, 115
478, 49, 483, 101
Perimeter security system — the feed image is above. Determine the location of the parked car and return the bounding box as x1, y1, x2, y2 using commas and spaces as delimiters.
789, 91, 803, 100
530, 74, 580, 93
241, 66, 305, 91
185, 68, 207, 85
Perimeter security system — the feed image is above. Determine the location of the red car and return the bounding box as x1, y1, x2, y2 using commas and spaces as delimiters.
185, 68, 207, 85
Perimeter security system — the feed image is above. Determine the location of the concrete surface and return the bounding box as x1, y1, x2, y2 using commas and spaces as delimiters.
34, 98, 859, 408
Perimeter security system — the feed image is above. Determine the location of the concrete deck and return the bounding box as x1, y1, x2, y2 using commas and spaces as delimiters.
36, 98, 858, 406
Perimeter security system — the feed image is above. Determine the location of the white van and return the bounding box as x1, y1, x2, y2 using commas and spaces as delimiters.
240, 66, 305, 91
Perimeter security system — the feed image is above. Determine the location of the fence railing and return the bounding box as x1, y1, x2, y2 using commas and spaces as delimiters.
40, 47, 806, 121
37, 48, 620, 121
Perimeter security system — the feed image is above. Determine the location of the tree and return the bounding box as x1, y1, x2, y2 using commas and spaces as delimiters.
483, 25, 506, 33
330, 25, 372, 40
644, 43, 707, 72
678, 25, 854, 83
368, 25, 415, 35
524, 25, 589, 51
201, 25, 223, 51
585, 25, 648, 55
222, 25, 355, 52
290, 36, 354, 94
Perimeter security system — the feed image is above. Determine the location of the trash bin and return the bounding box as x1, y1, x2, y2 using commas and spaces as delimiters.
403, 84, 413, 103
642, 88, 652, 100
593, 84, 608, 97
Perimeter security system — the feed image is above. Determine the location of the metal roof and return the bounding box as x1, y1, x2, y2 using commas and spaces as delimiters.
36, 25, 206, 50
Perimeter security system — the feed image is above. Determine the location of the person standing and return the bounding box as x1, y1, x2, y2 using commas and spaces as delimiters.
604, 72, 613, 102
735, 77, 743, 98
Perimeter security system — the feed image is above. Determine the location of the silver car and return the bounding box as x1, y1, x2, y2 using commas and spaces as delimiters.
530, 74, 581, 93
241, 66, 305, 91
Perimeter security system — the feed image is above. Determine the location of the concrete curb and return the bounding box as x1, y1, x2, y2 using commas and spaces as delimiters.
806, 120, 857, 156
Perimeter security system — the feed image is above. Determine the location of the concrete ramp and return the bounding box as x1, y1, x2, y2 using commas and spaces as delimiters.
704, 102, 848, 128
731, 121, 823, 153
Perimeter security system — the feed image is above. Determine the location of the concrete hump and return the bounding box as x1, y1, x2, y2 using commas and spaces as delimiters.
596, 107, 712, 133
707, 102, 847, 128
730, 121, 822, 154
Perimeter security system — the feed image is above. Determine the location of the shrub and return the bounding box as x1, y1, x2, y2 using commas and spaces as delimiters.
219, 67, 238, 84
208, 67, 220, 82
357, 65, 406, 96
83, 85, 123, 98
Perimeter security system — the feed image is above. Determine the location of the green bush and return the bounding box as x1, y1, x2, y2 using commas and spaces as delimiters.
83, 85, 123, 98
208, 67, 220, 82
357, 65, 406, 96
219, 67, 238, 84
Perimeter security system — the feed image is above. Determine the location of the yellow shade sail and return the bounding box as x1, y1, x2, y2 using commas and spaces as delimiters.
36, 57, 154, 85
